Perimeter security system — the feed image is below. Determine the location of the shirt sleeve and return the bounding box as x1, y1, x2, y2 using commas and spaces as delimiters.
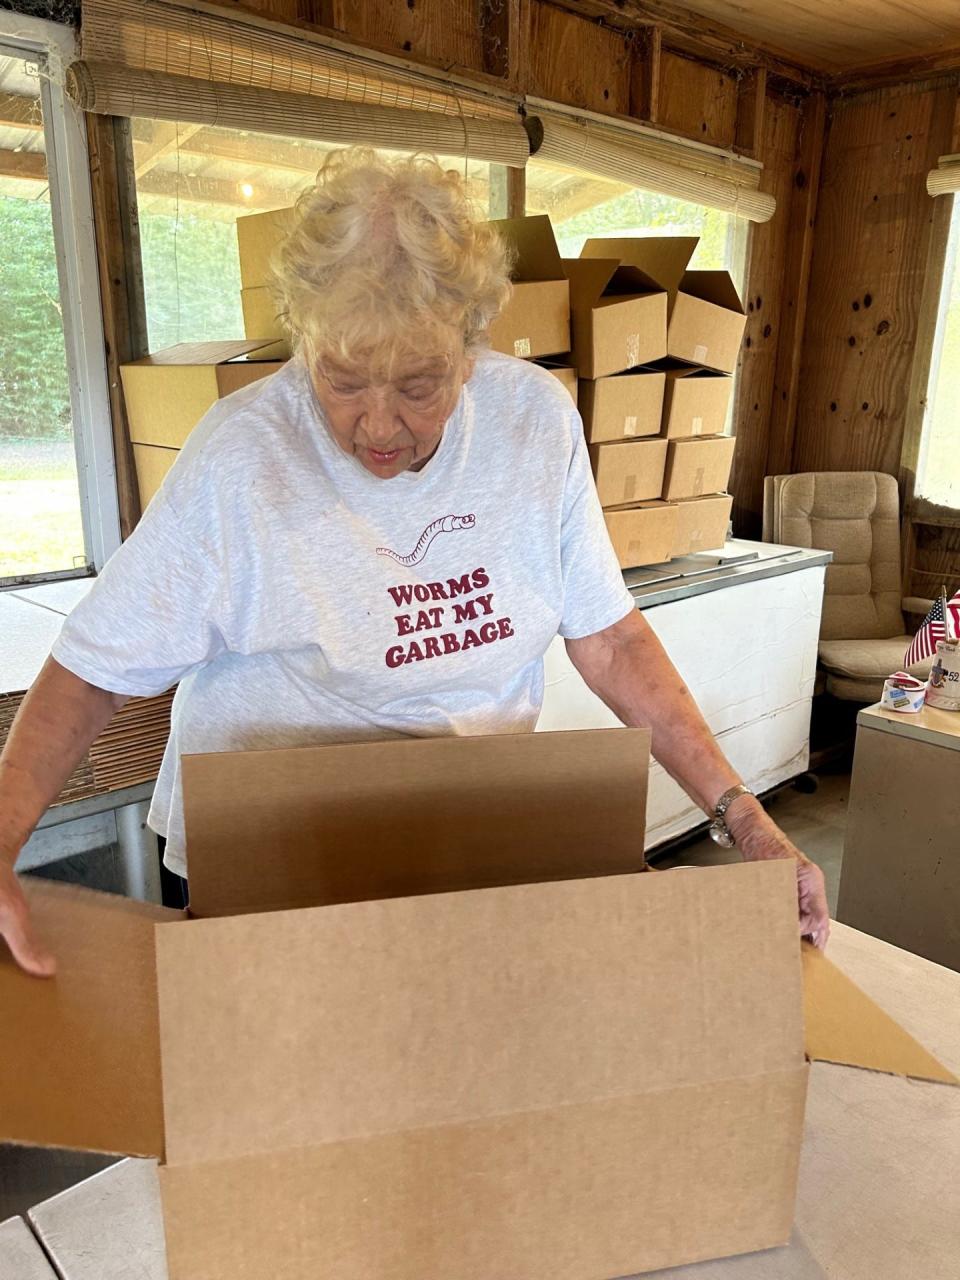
557, 415, 635, 640
52, 458, 227, 697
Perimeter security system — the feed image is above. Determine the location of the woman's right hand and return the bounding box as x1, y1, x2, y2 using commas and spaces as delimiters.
0, 861, 56, 977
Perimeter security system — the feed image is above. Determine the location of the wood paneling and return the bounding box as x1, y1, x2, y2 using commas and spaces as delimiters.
656, 50, 738, 148
526, 2, 632, 115
331, 0, 486, 71
792, 81, 957, 476
728, 90, 807, 537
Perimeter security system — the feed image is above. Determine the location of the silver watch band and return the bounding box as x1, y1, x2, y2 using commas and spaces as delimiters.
708, 784, 754, 848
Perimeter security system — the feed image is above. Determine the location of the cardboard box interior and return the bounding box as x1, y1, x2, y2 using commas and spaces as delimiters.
564, 256, 667, 380
590, 438, 668, 508
580, 237, 746, 374
236, 206, 295, 290
121, 341, 284, 449
487, 216, 570, 360
662, 434, 736, 500
671, 494, 733, 557
604, 500, 678, 569
580, 369, 665, 444
659, 365, 734, 438
2, 730, 955, 1280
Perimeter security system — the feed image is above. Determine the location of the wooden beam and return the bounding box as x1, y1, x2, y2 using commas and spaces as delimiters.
0, 148, 46, 181
153, 129, 329, 176
85, 114, 148, 538
830, 46, 960, 95
0, 91, 41, 131
133, 122, 203, 180
631, 25, 661, 124
735, 66, 767, 158
488, 165, 526, 218
540, 0, 816, 88
766, 90, 826, 479
136, 167, 299, 210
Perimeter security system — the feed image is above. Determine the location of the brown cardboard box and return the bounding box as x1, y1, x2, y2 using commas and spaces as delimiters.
662, 434, 736, 500
534, 360, 578, 405
671, 494, 733, 556
661, 366, 733, 438
580, 370, 665, 444
604, 500, 678, 568
487, 216, 570, 359
590, 438, 668, 508
564, 255, 667, 379
1, 731, 955, 1280
121, 341, 285, 449
240, 286, 291, 359
236, 205, 295, 290
581, 237, 746, 374
131, 443, 178, 509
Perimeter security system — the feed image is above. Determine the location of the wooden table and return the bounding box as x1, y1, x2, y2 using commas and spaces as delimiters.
16, 922, 960, 1280
838, 702, 960, 971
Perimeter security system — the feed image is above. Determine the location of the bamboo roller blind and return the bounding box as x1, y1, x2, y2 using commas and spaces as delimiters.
928, 156, 960, 197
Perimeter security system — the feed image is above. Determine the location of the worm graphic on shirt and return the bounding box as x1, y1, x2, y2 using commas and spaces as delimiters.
377, 513, 476, 567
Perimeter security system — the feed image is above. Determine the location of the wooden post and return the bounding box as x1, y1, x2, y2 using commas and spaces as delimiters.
735, 66, 767, 157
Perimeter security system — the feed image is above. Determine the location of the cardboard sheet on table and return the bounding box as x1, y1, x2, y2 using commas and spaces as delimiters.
181, 728, 650, 919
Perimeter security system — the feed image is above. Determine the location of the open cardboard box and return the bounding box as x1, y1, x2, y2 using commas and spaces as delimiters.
581, 237, 746, 374
487, 215, 570, 360
2, 730, 955, 1280
236, 205, 295, 290
564, 254, 667, 380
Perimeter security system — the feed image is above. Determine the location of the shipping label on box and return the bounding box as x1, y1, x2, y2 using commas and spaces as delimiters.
660, 367, 733, 438
662, 434, 736, 501
487, 216, 570, 360
565, 255, 667, 380
671, 494, 733, 557
604, 500, 678, 569
236, 206, 295, 290
121, 340, 285, 449
590, 438, 668, 508
580, 370, 665, 444
1, 731, 956, 1280
580, 237, 746, 374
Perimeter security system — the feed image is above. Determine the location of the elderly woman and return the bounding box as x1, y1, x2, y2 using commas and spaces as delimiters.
0, 149, 828, 975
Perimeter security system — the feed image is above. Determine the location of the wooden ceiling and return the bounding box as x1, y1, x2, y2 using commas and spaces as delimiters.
678, 0, 960, 72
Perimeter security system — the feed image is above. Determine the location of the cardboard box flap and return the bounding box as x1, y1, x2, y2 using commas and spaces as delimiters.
182, 729, 651, 919
490, 214, 565, 281
128, 340, 276, 368
679, 270, 745, 314
155, 861, 802, 1167
564, 256, 621, 308
802, 943, 958, 1086
0, 880, 183, 1158
581, 236, 698, 294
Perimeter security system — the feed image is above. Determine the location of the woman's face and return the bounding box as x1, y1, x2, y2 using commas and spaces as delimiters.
309, 345, 474, 479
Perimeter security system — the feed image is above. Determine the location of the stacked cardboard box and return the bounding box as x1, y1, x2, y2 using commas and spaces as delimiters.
121, 341, 285, 508
569, 235, 745, 569
236, 206, 294, 360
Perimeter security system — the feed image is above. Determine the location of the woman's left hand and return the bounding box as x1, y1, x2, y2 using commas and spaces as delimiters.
726, 799, 830, 950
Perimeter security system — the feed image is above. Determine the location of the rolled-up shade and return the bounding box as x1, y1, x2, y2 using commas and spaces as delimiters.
65, 62, 530, 167
530, 112, 775, 223
71, 0, 528, 165
927, 156, 960, 197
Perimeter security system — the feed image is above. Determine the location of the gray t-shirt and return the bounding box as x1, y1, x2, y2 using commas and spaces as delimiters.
53, 351, 634, 875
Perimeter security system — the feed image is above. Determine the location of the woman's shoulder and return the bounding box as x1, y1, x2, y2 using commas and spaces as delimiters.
471, 349, 579, 422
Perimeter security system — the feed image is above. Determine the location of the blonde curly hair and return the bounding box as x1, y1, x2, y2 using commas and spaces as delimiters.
271, 148, 512, 375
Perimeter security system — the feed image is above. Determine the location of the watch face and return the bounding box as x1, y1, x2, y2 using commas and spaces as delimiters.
709, 820, 736, 849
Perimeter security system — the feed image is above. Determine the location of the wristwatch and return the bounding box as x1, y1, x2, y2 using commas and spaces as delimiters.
708, 784, 754, 848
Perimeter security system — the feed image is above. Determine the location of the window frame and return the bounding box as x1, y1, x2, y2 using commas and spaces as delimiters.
0, 14, 121, 588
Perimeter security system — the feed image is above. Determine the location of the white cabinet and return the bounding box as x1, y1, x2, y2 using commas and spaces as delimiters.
537, 561, 826, 850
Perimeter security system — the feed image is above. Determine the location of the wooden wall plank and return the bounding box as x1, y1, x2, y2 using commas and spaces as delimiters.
728, 90, 805, 538
526, 1, 632, 115
791, 81, 957, 476
656, 49, 738, 148
329, 0, 486, 70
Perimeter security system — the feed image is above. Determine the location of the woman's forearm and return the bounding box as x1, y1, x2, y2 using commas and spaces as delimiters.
0, 657, 127, 868
566, 609, 742, 814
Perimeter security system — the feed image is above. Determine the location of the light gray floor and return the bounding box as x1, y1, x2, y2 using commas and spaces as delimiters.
652, 772, 849, 915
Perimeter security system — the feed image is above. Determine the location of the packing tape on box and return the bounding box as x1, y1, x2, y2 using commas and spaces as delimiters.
692, 415, 704, 435
881, 672, 926, 713
694, 344, 708, 363
624, 415, 638, 436
626, 334, 640, 367
513, 338, 531, 358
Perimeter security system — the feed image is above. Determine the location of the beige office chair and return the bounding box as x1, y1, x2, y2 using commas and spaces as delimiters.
763, 472, 932, 702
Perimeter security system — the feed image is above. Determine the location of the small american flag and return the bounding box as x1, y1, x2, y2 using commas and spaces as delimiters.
905, 591, 960, 667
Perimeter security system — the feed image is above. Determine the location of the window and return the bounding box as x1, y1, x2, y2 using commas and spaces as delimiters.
0, 17, 119, 586
525, 160, 749, 286
919, 196, 960, 510
130, 123, 495, 349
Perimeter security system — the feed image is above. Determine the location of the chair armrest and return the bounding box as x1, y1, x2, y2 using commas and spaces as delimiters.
902, 596, 935, 620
